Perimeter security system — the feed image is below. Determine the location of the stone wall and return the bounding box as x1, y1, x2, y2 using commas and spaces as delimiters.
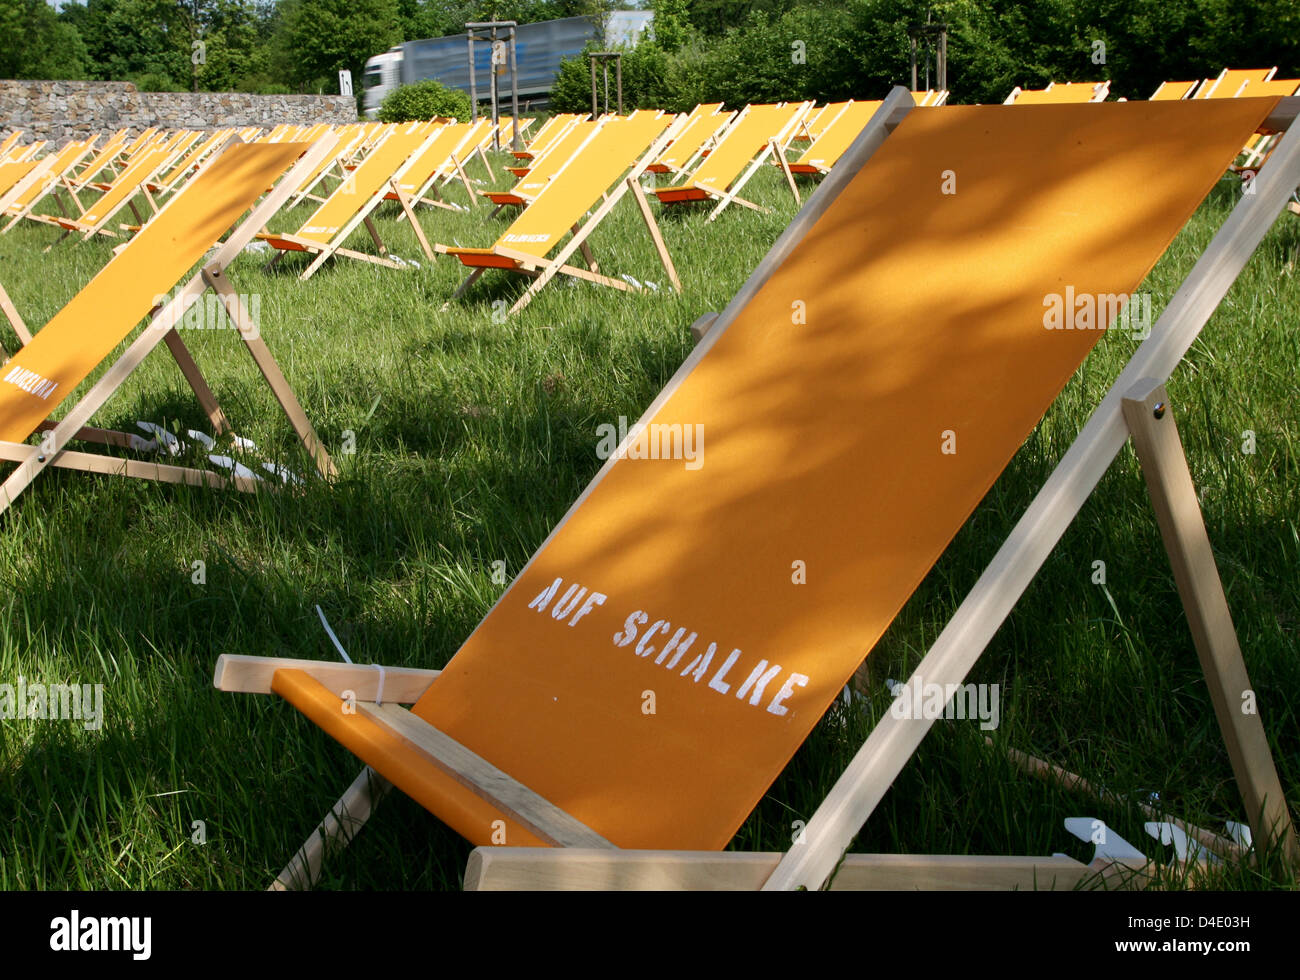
0, 80, 356, 145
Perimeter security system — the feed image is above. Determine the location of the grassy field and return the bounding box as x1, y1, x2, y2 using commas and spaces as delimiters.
0, 148, 1297, 890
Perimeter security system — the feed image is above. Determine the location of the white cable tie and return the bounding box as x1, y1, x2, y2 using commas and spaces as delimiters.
315, 605, 351, 663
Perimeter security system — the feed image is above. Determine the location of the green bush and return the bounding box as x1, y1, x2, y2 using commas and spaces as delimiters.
378, 79, 473, 122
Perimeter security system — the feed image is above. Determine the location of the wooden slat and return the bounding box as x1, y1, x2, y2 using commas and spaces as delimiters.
0, 439, 255, 491
1122, 380, 1298, 863
465, 847, 1147, 891
271, 768, 392, 891
213, 653, 438, 703
203, 265, 338, 480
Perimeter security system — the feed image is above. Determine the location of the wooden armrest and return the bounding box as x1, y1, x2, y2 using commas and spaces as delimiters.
213, 653, 438, 703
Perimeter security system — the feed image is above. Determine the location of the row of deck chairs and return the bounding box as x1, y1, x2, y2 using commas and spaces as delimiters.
2, 77, 1298, 889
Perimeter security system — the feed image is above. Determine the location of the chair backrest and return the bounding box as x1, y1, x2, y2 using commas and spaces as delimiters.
0, 162, 38, 200
1012, 81, 1107, 104
394, 98, 1277, 851
494, 113, 671, 260
794, 100, 883, 171
73, 135, 129, 184
293, 124, 431, 245
1234, 78, 1300, 98
389, 122, 485, 196
508, 121, 598, 198
911, 90, 948, 106
651, 107, 732, 172
2, 138, 95, 211
1150, 80, 1197, 101
1195, 68, 1276, 98
522, 114, 581, 157
0, 141, 310, 444
157, 129, 234, 189
76, 145, 175, 227
687, 103, 809, 192
801, 102, 845, 140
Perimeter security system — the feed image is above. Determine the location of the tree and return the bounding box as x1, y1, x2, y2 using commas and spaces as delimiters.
273, 0, 402, 92
650, 0, 691, 51
0, 0, 90, 79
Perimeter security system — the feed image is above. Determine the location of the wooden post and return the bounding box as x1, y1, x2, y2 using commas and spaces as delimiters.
509, 28, 520, 151
467, 34, 478, 123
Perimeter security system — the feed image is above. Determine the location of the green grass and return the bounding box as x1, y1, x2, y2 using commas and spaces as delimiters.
0, 155, 1297, 890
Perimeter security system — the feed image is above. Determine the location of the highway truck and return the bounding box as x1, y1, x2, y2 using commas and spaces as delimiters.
362, 12, 653, 118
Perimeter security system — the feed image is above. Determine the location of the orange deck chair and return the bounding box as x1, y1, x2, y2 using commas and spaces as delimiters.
436, 112, 682, 315
145, 128, 237, 197
1, 137, 99, 233
0, 161, 41, 215
911, 89, 949, 106
70, 126, 161, 190
772, 100, 883, 204
217, 90, 1300, 891
0, 131, 23, 160
503, 118, 596, 180
67, 132, 130, 188
646, 105, 733, 175
0, 137, 340, 517
486, 119, 600, 212
511, 113, 583, 161
792, 101, 841, 143
27, 137, 192, 247
382, 119, 493, 214
1004, 80, 1110, 104
1193, 67, 1277, 99
290, 124, 372, 206
1232, 79, 1300, 170
1150, 81, 1198, 101
258, 123, 443, 279
654, 102, 814, 221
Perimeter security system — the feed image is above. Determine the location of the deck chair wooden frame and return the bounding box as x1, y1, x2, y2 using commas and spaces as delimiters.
216, 91, 1300, 891
261, 126, 443, 280
435, 117, 682, 316
0, 137, 340, 518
